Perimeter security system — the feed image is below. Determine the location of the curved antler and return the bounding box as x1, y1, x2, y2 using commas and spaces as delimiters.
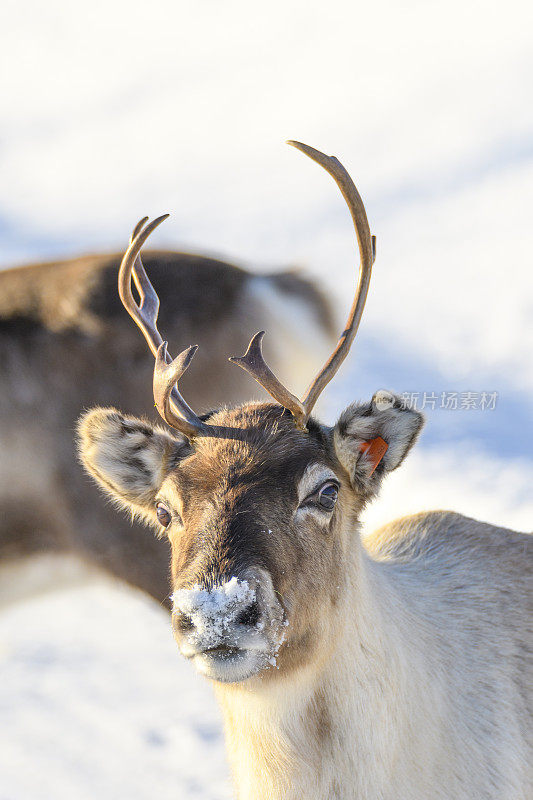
118, 141, 374, 438
230, 141, 376, 429
118, 217, 209, 439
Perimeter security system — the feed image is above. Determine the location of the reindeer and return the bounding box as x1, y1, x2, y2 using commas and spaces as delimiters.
78, 141, 532, 800
0, 237, 333, 608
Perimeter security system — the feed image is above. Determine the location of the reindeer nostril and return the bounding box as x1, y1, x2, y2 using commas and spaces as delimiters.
237, 600, 261, 627
176, 612, 195, 633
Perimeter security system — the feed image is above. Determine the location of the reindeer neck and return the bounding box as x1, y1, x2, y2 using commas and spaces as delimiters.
213, 550, 437, 800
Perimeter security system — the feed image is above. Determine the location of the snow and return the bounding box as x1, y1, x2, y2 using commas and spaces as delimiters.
0, 581, 233, 800
171, 578, 256, 642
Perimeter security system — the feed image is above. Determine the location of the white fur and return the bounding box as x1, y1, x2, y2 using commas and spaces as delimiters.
296, 462, 337, 502
216, 514, 532, 799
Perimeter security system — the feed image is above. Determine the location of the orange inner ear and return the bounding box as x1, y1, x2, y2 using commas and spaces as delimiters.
359, 437, 388, 476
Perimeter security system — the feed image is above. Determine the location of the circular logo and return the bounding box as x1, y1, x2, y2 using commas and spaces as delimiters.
373, 389, 394, 411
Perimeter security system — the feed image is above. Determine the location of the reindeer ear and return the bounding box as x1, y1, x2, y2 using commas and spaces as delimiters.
77, 408, 190, 522
333, 391, 423, 495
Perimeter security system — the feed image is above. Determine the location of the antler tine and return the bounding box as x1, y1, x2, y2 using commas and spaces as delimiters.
118, 216, 208, 439
230, 142, 375, 429
118, 215, 169, 359
288, 141, 376, 421
229, 332, 306, 428
129, 216, 160, 324
154, 343, 207, 438
130, 217, 149, 241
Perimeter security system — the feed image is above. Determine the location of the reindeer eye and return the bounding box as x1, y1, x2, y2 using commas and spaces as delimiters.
155, 502, 172, 528
317, 482, 339, 511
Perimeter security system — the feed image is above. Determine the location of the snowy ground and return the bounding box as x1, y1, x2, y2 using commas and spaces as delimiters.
0, 582, 233, 800
1, 0, 532, 797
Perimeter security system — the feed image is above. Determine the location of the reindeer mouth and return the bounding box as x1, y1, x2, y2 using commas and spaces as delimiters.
192, 644, 267, 683
202, 645, 241, 658
172, 571, 287, 683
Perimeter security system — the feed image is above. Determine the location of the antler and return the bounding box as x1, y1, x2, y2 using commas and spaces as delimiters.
229, 331, 307, 427
118, 217, 210, 439
118, 141, 374, 438
230, 140, 376, 429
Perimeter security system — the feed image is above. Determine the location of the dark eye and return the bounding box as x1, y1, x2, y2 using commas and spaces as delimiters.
317, 482, 339, 511
155, 502, 172, 528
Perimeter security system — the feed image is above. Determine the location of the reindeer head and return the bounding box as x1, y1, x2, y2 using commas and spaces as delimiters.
78, 143, 423, 684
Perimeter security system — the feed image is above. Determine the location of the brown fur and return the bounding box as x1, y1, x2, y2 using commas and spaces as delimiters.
0, 250, 333, 607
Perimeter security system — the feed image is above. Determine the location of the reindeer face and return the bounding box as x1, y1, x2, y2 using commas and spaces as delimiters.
159, 406, 344, 683
78, 395, 423, 684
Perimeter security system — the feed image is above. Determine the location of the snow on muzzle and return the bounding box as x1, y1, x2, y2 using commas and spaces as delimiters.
170, 570, 287, 676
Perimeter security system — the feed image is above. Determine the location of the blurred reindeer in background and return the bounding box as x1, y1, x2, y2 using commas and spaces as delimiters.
0, 244, 334, 608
